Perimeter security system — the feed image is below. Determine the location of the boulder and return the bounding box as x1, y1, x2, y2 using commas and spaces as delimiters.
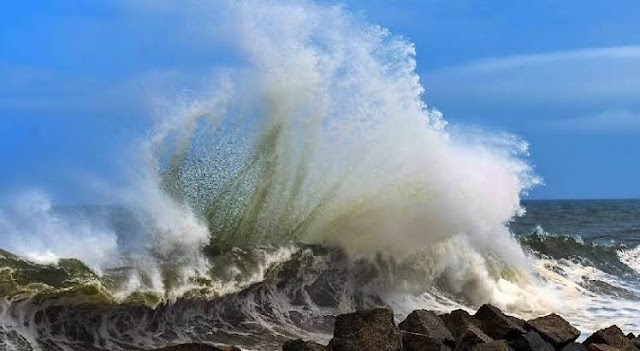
584, 326, 637, 351
509, 331, 554, 351
283, 339, 328, 351
440, 310, 482, 340
525, 313, 580, 348
561, 343, 588, 351
471, 340, 513, 351
152, 344, 240, 351
328, 308, 402, 351
587, 344, 622, 351
399, 310, 455, 346
475, 305, 526, 341
629, 334, 637, 340
632, 338, 640, 349
455, 325, 494, 351
402, 332, 451, 351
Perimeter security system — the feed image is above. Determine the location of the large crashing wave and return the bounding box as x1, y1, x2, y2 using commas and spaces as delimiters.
145, 0, 542, 309
1, 0, 546, 325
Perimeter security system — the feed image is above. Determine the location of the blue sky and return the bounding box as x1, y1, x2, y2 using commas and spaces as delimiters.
1, 0, 639, 202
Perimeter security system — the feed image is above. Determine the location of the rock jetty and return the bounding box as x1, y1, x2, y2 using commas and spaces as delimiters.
153, 304, 640, 351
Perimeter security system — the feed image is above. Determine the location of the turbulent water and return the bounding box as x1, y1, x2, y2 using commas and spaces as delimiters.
1, 1, 638, 350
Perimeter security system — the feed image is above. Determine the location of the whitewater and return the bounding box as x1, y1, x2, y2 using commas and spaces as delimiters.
1, 1, 639, 350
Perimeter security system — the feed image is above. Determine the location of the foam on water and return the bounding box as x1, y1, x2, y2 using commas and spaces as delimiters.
618, 246, 640, 275
535, 257, 640, 335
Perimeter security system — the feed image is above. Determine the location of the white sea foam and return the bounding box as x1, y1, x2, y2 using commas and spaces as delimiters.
618, 245, 640, 275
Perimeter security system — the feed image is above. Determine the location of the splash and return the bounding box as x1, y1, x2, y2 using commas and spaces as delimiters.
0, 191, 118, 271
142, 0, 543, 309
1, 0, 544, 311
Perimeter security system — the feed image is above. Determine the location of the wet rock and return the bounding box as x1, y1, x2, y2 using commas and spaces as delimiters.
402, 332, 451, 351
475, 305, 526, 341
629, 334, 637, 340
328, 308, 402, 351
584, 326, 637, 351
525, 313, 580, 348
152, 344, 240, 351
283, 339, 328, 351
472, 340, 513, 351
455, 325, 494, 351
587, 344, 622, 351
508, 317, 527, 330
399, 310, 455, 346
440, 309, 482, 340
509, 331, 554, 351
561, 343, 588, 351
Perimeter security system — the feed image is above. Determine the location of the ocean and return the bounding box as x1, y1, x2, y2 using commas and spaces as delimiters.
1, 1, 638, 350
1, 200, 639, 350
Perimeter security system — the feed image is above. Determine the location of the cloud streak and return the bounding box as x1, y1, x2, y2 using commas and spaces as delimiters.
425, 45, 640, 108
423, 45, 640, 135
551, 109, 640, 134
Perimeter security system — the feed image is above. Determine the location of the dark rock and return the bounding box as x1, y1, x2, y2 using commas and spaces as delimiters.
632, 338, 640, 349
525, 313, 580, 348
561, 343, 588, 351
472, 340, 513, 351
399, 310, 455, 346
455, 325, 494, 351
402, 332, 451, 351
509, 317, 527, 330
328, 308, 402, 351
587, 344, 622, 351
629, 334, 637, 340
152, 344, 239, 351
509, 331, 554, 351
475, 305, 526, 341
584, 326, 637, 351
283, 339, 328, 351
440, 310, 482, 340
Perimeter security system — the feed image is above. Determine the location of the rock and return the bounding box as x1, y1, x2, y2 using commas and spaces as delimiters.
587, 344, 622, 351
471, 340, 513, 351
509, 331, 554, 351
440, 310, 482, 340
584, 326, 637, 351
561, 343, 588, 351
475, 305, 526, 341
328, 308, 402, 351
508, 317, 527, 330
629, 334, 637, 340
632, 338, 640, 349
525, 313, 580, 348
455, 325, 494, 351
152, 344, 240, 351
399, 310, 455, 346
402, 332, 451, 351
283, 339, 328, 351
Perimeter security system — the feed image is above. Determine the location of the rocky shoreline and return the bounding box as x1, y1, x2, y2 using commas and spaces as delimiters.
153, 305, 640, 351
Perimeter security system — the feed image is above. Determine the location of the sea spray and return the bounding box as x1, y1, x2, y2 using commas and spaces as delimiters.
0, 0, 545, 307
145, 0, 543, 308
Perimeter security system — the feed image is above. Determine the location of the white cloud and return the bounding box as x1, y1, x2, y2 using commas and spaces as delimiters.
424, 45, 640, 108
552, 109, 640, 134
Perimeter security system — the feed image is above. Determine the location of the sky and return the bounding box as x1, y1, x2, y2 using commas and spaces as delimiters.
1, 0, 639, 203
